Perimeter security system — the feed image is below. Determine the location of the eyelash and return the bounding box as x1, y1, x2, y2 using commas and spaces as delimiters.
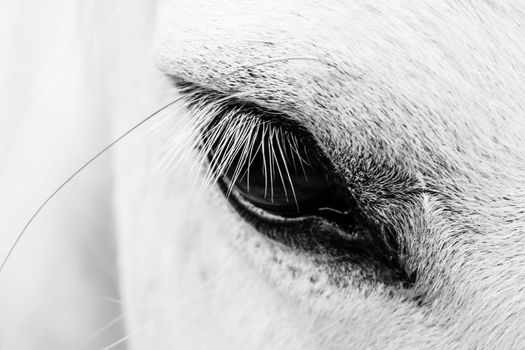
155, 81, 315, 198
158, 80, 415, 289
203, 111, 301, 200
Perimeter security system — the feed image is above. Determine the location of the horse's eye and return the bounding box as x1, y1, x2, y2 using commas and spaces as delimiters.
176, 79, 411, 286
204, 110, 353, 221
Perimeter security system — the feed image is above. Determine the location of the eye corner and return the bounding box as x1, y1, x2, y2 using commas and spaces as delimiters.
176, 78, 415, 291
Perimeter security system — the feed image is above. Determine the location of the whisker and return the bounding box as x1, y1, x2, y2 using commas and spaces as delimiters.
80, 313, 127, 348
2, 55, 332, 271
98, 262, 241, 350
0, 97, 182, 272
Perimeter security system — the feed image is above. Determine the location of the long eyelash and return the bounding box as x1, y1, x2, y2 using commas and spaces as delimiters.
1, 55, 329, 272
153, 93, 304, 208
276, 130, 299, 207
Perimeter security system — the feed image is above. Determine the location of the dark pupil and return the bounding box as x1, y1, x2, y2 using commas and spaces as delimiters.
208, 119, 348, 218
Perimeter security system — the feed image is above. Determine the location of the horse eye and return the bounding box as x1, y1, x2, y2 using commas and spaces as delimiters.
174, 82, 412, 285
174, 80, 410, 286
205, 112, 352, 220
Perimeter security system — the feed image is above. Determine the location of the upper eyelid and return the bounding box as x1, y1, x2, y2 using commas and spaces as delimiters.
173, 77, 337, 178
172, 76, 309, 132
171, 77, 415, 288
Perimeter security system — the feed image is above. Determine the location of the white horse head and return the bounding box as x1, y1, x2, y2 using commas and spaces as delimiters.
2, 1, 525, 349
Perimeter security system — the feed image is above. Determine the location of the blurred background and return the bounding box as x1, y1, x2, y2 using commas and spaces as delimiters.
0, 0, 158, 348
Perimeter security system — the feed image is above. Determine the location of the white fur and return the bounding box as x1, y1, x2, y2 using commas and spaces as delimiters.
133, 1, 525, 348
2, 0, 525, 349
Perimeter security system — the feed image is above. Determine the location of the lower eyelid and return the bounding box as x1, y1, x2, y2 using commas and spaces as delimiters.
221, 174, 413, 288
174, 82, 414, 289
227, 182, 306, 223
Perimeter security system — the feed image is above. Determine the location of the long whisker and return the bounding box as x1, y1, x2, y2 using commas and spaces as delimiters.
1, 56, 330, 272
80, 313, 127, 347
99, 262, 240, 350
0, 98, 182, 273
